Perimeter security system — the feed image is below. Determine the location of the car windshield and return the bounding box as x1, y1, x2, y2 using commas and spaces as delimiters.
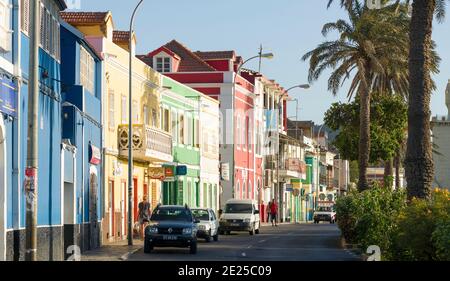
192, 209, 209, 220
150, 208, 192, 221
317, 207, 332, 212
225, 203, 252, 214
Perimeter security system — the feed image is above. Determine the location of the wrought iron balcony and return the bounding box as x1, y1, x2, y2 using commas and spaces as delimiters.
118, 124, 173, 163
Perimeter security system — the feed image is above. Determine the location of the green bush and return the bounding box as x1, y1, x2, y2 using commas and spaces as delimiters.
390, 189, 450, 261
432, 220, 450, 261
336, 185, 407, 259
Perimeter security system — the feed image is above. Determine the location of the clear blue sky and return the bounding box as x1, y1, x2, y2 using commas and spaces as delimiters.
71, 0, 450, 124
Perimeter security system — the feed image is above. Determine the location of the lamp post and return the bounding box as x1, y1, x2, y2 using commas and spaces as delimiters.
230, 52, 273, 205
128, 0, 144, 246
315, 123, 325, 212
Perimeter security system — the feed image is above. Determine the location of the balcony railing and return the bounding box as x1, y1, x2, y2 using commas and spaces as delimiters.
118, 124, 173, 163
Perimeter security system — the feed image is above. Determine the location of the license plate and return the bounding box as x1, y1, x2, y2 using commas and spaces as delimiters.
230, 223, 240, 226
163, 235, 177, 240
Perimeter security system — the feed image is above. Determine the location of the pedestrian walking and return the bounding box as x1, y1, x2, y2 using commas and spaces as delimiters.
270, 199, 278, 227
138, 195, 151, 239
266, 201, 272, 223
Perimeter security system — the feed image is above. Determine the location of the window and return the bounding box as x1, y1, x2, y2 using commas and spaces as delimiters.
179, 113, 184, 144
132, 100, 139, 123
21, 0, 30, 35
242, 182, 246, 199
108, 90, 115, 129
121, 95, 127, 124
0, 0, 11, 52
248, 180, 252, 199
80, 46, 95, 94
31, 1, 60, 59
151, 109, 157, 128
143, 105, 149, 126
186, 115, 192, 147
171, 109, 178, 143
194, 119, 199, 148
187, 181, 192, 207
236, 114, 240, 149
155, 57, 171, 73
162, 108, 170, 133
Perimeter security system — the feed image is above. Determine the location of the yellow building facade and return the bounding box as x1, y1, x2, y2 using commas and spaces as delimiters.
62, 12, 172, 243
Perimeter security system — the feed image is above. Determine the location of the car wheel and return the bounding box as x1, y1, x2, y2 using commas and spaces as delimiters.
144, 239, 153, 254
255, 223, 260, 234
189, 241, 198, 254
249, 224, 255, 235
213, 233, 219, 241
205, 231, 212, 242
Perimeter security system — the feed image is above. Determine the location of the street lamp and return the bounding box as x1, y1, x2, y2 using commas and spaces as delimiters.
285, 84, 309, 139
229, 51, 273, 204
128, 0, 144, 246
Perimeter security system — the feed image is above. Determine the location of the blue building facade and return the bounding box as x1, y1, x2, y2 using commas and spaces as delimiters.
60, 21, 103, 256
1, 0, 68, 261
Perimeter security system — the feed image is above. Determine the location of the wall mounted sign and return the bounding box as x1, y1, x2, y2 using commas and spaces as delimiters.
221, 163, 230, 181
0, 76, 17, 117
176, 165, 187, 176
148, 167, 165, 180
88, 144, 101, 165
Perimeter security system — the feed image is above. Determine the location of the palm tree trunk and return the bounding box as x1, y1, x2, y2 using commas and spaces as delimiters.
358, 88, 371, 191
405, 0, 435, 200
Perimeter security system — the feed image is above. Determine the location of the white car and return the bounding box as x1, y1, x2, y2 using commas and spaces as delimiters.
313, 206, 336, 224
191, 208, 219, 242
219, 199, 261, 235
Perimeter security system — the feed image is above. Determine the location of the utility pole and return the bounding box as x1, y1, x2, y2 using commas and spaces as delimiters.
128, 0, 144, 246
25, 0, 40, 261
258, 44, 263, 73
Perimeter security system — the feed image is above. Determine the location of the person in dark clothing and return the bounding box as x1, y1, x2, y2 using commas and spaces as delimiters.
138, 195, 151, 239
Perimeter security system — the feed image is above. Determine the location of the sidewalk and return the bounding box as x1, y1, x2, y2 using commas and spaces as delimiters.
80, 239, 144, 261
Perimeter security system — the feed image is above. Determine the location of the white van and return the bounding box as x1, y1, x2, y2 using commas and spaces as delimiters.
219, 199, 261, 235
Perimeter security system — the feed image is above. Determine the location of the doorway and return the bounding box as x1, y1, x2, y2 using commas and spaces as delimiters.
133, 178, 138, 223
88, 167, 99, 249
0, 119, 6, 261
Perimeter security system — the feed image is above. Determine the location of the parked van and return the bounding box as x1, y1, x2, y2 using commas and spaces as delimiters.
219, 199, 261, 235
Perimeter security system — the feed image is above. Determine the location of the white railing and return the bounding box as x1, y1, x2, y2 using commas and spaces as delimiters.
118, 124, 172, 162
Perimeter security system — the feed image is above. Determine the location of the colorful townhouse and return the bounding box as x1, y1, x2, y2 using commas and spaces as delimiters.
159, 76, 201, 208
61, 12, 172, 244
1, 0, 68, 260
0, 0, 16, 261
138, 41, 260, 209
59, 20, 103, 256
158, 75, 220, 211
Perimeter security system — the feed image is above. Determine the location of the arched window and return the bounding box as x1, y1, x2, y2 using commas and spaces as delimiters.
236, 181, 240, 199
247, 180, 252, 199
242, 182, 246, 199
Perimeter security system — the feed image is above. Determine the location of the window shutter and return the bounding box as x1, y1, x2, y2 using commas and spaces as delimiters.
21, 0, 29, 34
39, 4, 44, 47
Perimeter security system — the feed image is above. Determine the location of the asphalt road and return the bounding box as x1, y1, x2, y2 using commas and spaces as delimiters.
128, 223, 361, 261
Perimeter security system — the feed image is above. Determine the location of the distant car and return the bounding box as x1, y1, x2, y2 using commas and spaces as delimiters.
191, 208, 219, 242
313, 206, 336, 224
219, 199, 261, 235
144, 204, 200, 254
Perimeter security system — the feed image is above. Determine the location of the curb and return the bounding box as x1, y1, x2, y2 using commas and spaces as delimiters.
119, 246, 143, 261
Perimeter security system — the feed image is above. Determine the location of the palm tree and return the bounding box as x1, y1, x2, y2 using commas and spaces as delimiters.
302, 3, 410, 191
326, 0, 445, 198
405, 0, 447, 200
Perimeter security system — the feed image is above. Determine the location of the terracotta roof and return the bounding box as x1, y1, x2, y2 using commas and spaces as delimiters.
113, 31, 131, 43
163, 40, 216, 72
139, 40, 217, 72
60, 12, 111, 25
194, 50, 235, 60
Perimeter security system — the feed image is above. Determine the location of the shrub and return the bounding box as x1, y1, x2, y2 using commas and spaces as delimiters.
336, 185, 407, 259
389, 189, 450, 261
